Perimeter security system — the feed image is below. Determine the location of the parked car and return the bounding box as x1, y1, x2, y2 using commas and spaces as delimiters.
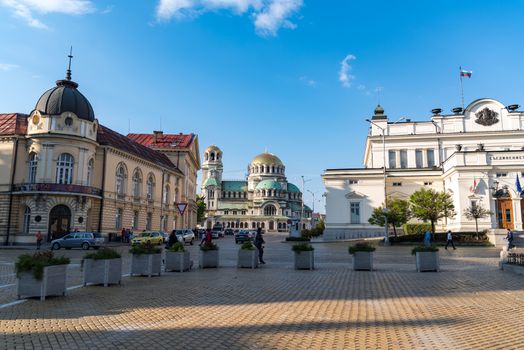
51, 232, 104, 250
175, 229, 195, 245
131, 231, 164, 245
161, 232, 169, 243
224, 228, 234, 236
235, 230, 253, 244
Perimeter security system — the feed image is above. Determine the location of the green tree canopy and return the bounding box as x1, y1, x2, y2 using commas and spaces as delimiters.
196, 195, 206, 224
368, 197, 411, 236
409, 188, 455, 234
464, 202, 492, 239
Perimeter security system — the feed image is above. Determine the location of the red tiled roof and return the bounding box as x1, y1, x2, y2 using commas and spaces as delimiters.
97, 125, 180, 172
127, 132, 195, 149
0, 113, 28, 135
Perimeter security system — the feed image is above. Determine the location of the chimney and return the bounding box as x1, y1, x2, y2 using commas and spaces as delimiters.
153, 130, 163, 143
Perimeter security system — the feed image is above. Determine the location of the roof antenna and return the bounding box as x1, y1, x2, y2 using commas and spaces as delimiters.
66, 46, 73, 81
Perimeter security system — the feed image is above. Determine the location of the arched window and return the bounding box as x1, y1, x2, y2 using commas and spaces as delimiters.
147, 174, 155, 200
132, 170, 142, 198
116, 164, 126, 195
210, 152, 215, 161
56, 153, 74, 184
28, 152, 38, 184
22, 206, 31, 234
264, 205, 277, 216
262, 189, 266, 197
115, 208, 123, 229
163, 184, 170, 205
271, 166, 275, 173
86, 158, 94, 186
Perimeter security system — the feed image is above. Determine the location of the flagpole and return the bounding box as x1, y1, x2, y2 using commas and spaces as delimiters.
460, 66, 464, 110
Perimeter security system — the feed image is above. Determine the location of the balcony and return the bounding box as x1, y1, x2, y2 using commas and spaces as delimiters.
12, 183, 103, 197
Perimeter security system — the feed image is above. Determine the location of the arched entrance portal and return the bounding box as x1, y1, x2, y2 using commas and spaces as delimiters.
48, 205, 71, 241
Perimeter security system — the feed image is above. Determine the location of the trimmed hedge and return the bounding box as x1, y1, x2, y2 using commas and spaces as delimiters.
411, 245, 439, 255
403, 223, 432, 235
348, 242, 376, 255
391, 231, 489, 244
292, 243, 314, 252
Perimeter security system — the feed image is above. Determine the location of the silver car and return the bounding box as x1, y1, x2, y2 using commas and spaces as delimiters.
51, 232, 104, 250
175, 229, 195, 245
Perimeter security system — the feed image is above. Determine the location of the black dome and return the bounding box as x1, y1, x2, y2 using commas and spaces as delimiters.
35, 79, 95, 122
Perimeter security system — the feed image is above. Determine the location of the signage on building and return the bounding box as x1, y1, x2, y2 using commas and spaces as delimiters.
176, 203, 188, 215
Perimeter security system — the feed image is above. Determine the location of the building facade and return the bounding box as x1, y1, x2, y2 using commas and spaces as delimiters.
323, 98, 524, 240
0, 68, 196, 245
201, 146, 311, 232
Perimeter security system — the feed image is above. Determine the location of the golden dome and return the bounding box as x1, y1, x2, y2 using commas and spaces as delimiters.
251, 152, 283, 166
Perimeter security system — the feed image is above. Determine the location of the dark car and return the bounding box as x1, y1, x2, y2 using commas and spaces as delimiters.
235, 230, 253, 244
51, 232, 104, 250
224, 228, 234, 236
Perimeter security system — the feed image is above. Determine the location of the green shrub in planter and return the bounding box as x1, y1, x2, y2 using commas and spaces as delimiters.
15, 251, 70, 280
83, 248, 122, 287
84, 247, 121, 260
348, 242, 376, 255
411, 245, 439, 255
200, 242, 219, 251
292, 243, 314, 253
285, 236, 310, 242
130, 243, 162, 255
241, 241, 256, 250
168, 242, 186, 252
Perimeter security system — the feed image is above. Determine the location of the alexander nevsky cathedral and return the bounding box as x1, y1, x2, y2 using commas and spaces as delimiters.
201, 145, 312, 233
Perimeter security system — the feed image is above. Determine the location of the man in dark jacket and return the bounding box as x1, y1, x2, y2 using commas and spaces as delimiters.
254, 227, 266, 264
167, 230, 178, 248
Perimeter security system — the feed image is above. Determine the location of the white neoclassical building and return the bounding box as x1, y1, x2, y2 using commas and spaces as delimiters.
323, 98, 524, 240
201, 146, 311, 233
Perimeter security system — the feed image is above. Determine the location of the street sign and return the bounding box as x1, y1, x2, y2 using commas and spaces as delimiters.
176, 203, 188, 216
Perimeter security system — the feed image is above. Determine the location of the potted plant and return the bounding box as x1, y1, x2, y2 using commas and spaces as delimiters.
199, 242, 219, 268
237, 241, 259, 269
165, 242, 192, 272
83, 248, 122, 287
15, 251, 70, 301
130, 243, 162, 277
292, 243, 314, 270
412, 245, 440, 272
348, 242, 376, 271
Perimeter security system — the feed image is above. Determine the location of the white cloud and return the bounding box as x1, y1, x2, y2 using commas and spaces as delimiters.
1, 0, 95, 29
299, 75, 316, 87
155, 0, 303, 36
0, 63, 19, 71
338, 54, 356, 88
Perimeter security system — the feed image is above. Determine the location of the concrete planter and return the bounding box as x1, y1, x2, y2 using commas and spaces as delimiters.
83, 258, 122, 286
17, 264, 68, 301
131, 254, 162, 277
165, 251, 192, 272
238, 249, 259, 269
416, 251, 440, 272
352, 251, 373, 271
199, 250, 219, 268
294, 250, 314, 270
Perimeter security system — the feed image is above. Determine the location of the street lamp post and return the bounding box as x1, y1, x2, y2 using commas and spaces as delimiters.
307, 190, 316, 213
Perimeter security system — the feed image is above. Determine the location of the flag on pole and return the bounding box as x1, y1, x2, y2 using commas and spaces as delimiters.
470, 177, 478, 193
516, 174, 522, 193
460, 69, 472, 78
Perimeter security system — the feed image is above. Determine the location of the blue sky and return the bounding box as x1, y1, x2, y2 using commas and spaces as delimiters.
1, 0, 524, 214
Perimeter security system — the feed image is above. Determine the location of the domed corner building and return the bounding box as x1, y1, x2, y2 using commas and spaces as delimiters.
0, 64, 200, 246
201, 146, 312, 233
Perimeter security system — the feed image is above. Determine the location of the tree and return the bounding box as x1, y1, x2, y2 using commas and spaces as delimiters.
196, 195, 206, 224
409, 188, 455, 234
368, 197, 411, 237
464, 203, 492, 239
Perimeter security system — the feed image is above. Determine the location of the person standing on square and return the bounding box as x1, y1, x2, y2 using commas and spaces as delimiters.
445, 230, 456, 250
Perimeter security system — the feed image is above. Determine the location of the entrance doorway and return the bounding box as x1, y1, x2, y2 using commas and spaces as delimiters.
497, 199, 514, 230
269, 221, 274, 231
48, 205, 71, 241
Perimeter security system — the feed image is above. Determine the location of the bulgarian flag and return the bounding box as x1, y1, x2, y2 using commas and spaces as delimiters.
470, 177, 478, 193
460, 69, 472, 78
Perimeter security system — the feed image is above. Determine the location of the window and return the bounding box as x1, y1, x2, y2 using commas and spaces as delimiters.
56, 153, 74, 184
415, 150, 423, 168
86, 158, 94, 186
496, 173, 508, 178
424, 182, 432, 186
64, 117, 73, 126
28, 153, 38, 184
146, 212, 152, 230
132, 170, 141, 198
147, 175, 154, 200
132, 210, 139, 230
264, 205, 277, 216
400, 150, 408, 168
233, 211, 237, 215
471, 200, 477, 209
115, 208, 123, 229
163, 184, 170, 205
427, 149, 435, 167
392, 182, 402, 187
23, 206, 31, 234
224, 210, 229, 215
161, 215, 168, 231
348, 180, 358, 185
388, 150, 396, 168
350, 202, 360, 224
116, 165, 126, 195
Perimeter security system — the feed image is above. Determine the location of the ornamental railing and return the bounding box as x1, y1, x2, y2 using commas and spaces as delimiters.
507, 253, 524, 266
12, 183, 102, 197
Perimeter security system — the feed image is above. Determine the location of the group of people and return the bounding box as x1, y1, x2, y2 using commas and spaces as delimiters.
120, 228, 134, 243
423, 230, 457, 250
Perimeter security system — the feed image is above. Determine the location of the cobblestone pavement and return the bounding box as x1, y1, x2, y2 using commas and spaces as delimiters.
1, 235, 523, 350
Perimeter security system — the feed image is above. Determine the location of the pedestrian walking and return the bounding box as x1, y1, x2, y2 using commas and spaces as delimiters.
505, 228, 514, 250
167, 230, 178, 248
423, 230, 432, 247
444, 230, 456, 250
36, 231, 43, 250
201, 228, 212, 246
121, 227, 126, 243
254, 227, 266, 264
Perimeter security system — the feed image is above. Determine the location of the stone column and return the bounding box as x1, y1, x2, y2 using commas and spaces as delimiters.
513, 198, 522, 230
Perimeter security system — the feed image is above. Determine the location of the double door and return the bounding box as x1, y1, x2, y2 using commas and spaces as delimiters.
497, 199, 514, 230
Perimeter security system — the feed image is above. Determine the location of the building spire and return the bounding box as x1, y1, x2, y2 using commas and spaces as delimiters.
66, 46, 73, 81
